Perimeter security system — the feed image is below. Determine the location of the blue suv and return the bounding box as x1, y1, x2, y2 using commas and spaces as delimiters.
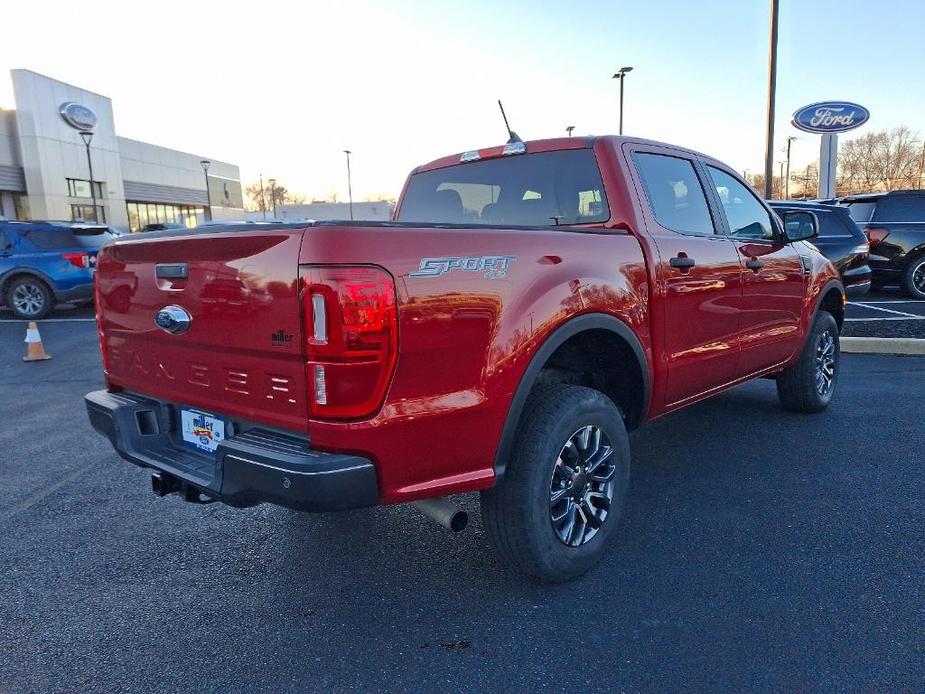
0, 221, 98, 319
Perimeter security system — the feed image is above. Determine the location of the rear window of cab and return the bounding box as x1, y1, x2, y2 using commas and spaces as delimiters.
398, 149, 609, 227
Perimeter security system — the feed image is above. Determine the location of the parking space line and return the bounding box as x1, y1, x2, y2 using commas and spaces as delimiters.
845, 316, 925, 321
850, 302, 921, 318
0, 318, 97, 323
849, 300, 925, 305
0, 465, 87, 521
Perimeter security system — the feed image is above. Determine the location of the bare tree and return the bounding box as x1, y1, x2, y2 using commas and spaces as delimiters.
745, 172, 782, 199
791, 163, 819, 199
838, 126, 923, 194
243, 181, 306, 211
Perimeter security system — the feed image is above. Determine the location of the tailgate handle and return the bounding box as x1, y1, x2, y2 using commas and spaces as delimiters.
156, 263, 188, 279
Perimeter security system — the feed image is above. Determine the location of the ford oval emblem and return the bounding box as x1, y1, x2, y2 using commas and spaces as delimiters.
155, 305, 192, 334
59, 102, 99, 131
791, 101, 869, 134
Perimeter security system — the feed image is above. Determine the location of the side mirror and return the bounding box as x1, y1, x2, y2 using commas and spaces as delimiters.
781, 210, 818, 243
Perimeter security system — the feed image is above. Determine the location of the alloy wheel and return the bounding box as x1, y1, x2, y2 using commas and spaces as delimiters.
913, 260, 925, 294
549, 425, 617, 547
12, 283, 45, 317
815, 329, 837, 397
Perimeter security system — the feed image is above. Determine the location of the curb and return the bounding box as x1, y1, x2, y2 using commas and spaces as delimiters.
841, 337, 925, 356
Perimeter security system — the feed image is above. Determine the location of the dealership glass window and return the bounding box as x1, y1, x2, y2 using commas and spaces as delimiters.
13, 194, 30, 220
67, 178, 103, 199
125, 201, 204, 232
70, 204, 106, 223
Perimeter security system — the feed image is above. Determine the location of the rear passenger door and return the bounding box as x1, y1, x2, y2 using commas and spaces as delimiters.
703, 166, 806, 375
630, 148, 744, 406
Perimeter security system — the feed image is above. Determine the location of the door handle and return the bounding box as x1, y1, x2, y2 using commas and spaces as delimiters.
669, 256, 696, 269
745, 258, 764, 271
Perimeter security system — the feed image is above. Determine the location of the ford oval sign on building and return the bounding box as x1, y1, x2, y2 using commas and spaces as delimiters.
59, 102, 98, 131
791, 101, 869, 134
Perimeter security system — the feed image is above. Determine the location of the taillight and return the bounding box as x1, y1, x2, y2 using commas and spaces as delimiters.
864, 227, 889, 249
62, 252, 91, 268
300, 265, 398, 420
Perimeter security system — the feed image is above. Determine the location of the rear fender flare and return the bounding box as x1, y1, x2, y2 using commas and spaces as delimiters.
492, 312, 650, 477
0, 268, 57, 299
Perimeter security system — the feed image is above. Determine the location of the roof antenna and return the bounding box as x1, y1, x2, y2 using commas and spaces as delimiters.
498, 100, 522, 144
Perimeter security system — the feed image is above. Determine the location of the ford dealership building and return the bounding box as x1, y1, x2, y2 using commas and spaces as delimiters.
0, 70, 245, 231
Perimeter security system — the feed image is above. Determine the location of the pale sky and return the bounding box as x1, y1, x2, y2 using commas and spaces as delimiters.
3, 0, 923, 202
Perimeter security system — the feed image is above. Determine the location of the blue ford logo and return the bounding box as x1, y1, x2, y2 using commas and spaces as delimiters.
59, 102, 98, 131
791, 101, 869, 134
155, 305, 192, 334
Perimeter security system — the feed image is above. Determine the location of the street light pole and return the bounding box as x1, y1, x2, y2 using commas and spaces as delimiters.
611, 66, 634, 135
763, 0, 780, 200
78, 131, 97, 222
259, 173, 266, 220
268, 178, 277, 218
343, 150, 354, 221
566, 125, 575, 137
200, 159, 212, 221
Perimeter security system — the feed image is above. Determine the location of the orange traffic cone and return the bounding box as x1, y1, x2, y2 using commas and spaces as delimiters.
23, 321, 52, 361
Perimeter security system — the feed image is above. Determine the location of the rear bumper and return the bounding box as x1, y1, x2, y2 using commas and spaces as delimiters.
85, 389, 379, 512
841, 266, 871, 297
54, 282, 94, 303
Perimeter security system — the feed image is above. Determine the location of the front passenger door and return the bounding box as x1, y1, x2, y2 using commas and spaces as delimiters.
704, 166, 807, 375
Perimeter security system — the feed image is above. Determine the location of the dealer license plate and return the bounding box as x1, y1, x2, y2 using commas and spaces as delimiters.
180, 408, 225, 453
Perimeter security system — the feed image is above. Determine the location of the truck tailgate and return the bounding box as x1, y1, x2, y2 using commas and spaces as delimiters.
96, 228, 309, 432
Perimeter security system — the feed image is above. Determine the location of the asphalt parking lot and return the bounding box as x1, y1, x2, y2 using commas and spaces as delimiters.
842, 287, 925, 339
2, 320, 924, 692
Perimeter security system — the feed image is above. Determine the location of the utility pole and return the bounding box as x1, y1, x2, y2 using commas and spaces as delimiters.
566, 126, 575, 137
779, 161, 785, 198
919, 140, 925, 190
784, 135, 798, 199
343, 150, 354, 221
763, 0, 780, 200
259, 173, 266, 220
268, 179, 277, 218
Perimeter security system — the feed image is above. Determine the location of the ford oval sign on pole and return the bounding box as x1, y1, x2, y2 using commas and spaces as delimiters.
790, 101, 870, 199
59, 102, 98, 131
791, 101, 869, 134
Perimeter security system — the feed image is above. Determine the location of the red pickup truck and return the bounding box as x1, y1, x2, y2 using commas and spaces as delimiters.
86, 135, 844, 582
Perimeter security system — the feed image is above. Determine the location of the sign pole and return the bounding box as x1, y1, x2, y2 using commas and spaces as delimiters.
818, 133, 838, 199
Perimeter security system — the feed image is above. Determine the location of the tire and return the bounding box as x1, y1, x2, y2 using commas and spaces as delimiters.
6, 276, 54, 320
901, 255, 925, 299
776, 311, 840, 413
480, 383, 631, 583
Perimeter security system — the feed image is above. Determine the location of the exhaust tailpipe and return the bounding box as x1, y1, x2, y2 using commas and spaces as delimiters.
411, 497, 468, 533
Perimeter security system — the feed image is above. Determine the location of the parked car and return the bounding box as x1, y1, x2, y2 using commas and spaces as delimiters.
769, 200, 870, 296
69, 223, 123, 251
839, 190, 925, 298
142, 223, 187, 232
0, 221, 97, 319
85, 135, 844, 582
